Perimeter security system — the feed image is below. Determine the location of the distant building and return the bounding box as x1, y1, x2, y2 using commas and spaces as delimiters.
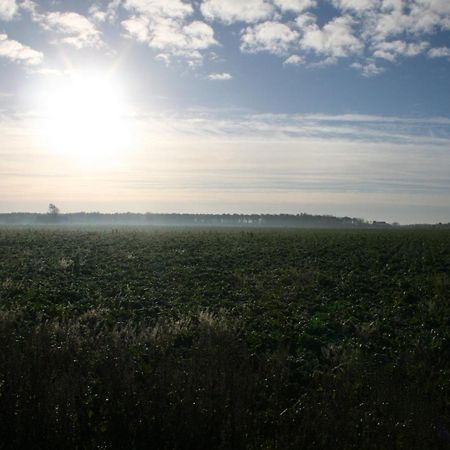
372, 221, 390, 227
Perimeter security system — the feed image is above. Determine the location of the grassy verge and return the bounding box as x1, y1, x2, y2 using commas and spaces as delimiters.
1, 308, 449, 449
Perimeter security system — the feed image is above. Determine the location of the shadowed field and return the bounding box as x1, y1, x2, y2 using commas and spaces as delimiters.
1, 228, 450, 449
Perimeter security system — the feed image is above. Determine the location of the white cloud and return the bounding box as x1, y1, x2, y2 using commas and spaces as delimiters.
201, 0, 274, 24
147, 19, 193, 52
359, 0, 450, 42
300, 15, 363, 59
295, 12, 316, 28
428, 46, 450, 58
284, 54, 303, 64
409, 0, 450, 33
331, 0, 379, 13
89, 5, 107, 23
12, 0, 450, 77
184, 21, 217, 50
0, 0, 17, 20
0, 33, 43, 65
122, 15, 150, 42
122, 0, 217, 65
368, 11, 409, 40
318, 0, 450, 73
351, 61, 384, 76
274, 0, 317, 14
22, 2, 104, 50
122, 17, 217, 62
373, 40, 429, 61
124, 0, 193, 20
41, 12, 103, 49
89, 0, 121, 24
208, 72, 233, 80
241, 21, 299, 55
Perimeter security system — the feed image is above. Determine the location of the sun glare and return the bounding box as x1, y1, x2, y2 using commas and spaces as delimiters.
40, 71, 133, 165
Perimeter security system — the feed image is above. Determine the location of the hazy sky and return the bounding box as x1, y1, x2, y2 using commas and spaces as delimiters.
1, 0, 450, 223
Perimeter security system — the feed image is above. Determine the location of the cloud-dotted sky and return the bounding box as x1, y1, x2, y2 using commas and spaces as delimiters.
0, 0, 450, 222
1, 0, 450, 75
0, 0, 449, 115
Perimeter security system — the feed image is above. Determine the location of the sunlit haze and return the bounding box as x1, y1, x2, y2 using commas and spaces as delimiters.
37, 71, 133, 164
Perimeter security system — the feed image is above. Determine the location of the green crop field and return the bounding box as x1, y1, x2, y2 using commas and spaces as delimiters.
1, 227, 450, 449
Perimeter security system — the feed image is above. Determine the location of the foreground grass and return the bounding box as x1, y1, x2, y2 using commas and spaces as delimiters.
1, 228, 450, 448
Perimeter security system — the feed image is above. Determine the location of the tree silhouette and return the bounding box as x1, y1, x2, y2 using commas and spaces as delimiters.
48, 204, 60, 215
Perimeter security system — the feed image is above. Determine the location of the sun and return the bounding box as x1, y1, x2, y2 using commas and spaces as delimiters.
40, 70, 133, 164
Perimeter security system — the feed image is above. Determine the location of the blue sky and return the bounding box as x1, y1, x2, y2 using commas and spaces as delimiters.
1, 0, 450, 223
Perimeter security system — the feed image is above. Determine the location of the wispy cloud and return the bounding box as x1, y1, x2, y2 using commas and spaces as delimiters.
284, 54, 303, 65
127, 111, 450, 147
1, 110, 449, 222
351, 61, 384, 77
428, 46, 450, 58
208, 72, 233, 80
372, 40, 429, 62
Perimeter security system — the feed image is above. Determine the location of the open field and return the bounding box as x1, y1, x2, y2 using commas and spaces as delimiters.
1, 227, 450, 449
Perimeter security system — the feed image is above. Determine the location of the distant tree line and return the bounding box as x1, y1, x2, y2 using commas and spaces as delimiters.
0, 211, 385, 228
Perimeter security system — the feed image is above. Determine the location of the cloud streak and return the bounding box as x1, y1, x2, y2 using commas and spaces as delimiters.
208, 72, 233, 80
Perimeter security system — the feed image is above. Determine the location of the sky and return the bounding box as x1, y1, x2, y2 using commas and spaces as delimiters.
1, 0, 450, 223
